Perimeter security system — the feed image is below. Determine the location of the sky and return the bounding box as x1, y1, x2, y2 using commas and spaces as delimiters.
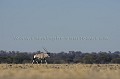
0, 0, 120, 53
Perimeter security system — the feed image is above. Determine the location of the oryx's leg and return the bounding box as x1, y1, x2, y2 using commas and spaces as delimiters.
32, 60, 35, 64
41, 59, 42, 64
45, 59, 47, 64
36, 60, 38, 64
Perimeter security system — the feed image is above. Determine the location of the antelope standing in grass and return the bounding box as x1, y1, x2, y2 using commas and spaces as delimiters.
32, 48, 50, 64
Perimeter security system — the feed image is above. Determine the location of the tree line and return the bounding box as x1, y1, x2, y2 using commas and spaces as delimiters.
0, 50, 120, 64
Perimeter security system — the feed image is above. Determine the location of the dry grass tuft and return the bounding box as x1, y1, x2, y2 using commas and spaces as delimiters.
0, 64, 120, 79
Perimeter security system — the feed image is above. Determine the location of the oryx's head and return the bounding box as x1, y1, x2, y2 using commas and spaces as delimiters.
47, 53, 50, 57
44, 53, 50, 58
43, 47, 50, 57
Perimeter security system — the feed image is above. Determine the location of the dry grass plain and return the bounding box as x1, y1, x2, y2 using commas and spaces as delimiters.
0, 64, 120, 79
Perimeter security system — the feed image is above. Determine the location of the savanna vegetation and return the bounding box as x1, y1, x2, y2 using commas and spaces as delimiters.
0, 64, 120, 79
0, 50, 120, 79
0, 50, 120, 64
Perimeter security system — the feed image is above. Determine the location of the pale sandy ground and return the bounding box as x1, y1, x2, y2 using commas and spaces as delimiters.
0, 64, 120, 79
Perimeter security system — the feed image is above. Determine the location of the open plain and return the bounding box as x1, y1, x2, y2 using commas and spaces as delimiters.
0, 64, 120, 79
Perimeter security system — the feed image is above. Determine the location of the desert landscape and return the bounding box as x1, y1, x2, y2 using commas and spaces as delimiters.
0, 64, 120, 79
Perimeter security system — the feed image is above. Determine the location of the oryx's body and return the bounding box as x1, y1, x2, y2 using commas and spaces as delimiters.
32, 53, 50, 64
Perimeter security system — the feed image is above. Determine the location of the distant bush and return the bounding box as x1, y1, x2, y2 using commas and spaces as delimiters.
0, 50, 120, 64
111, 58, 120, 64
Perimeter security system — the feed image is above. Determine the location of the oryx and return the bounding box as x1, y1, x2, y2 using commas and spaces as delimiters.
32, 48, 50, 64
